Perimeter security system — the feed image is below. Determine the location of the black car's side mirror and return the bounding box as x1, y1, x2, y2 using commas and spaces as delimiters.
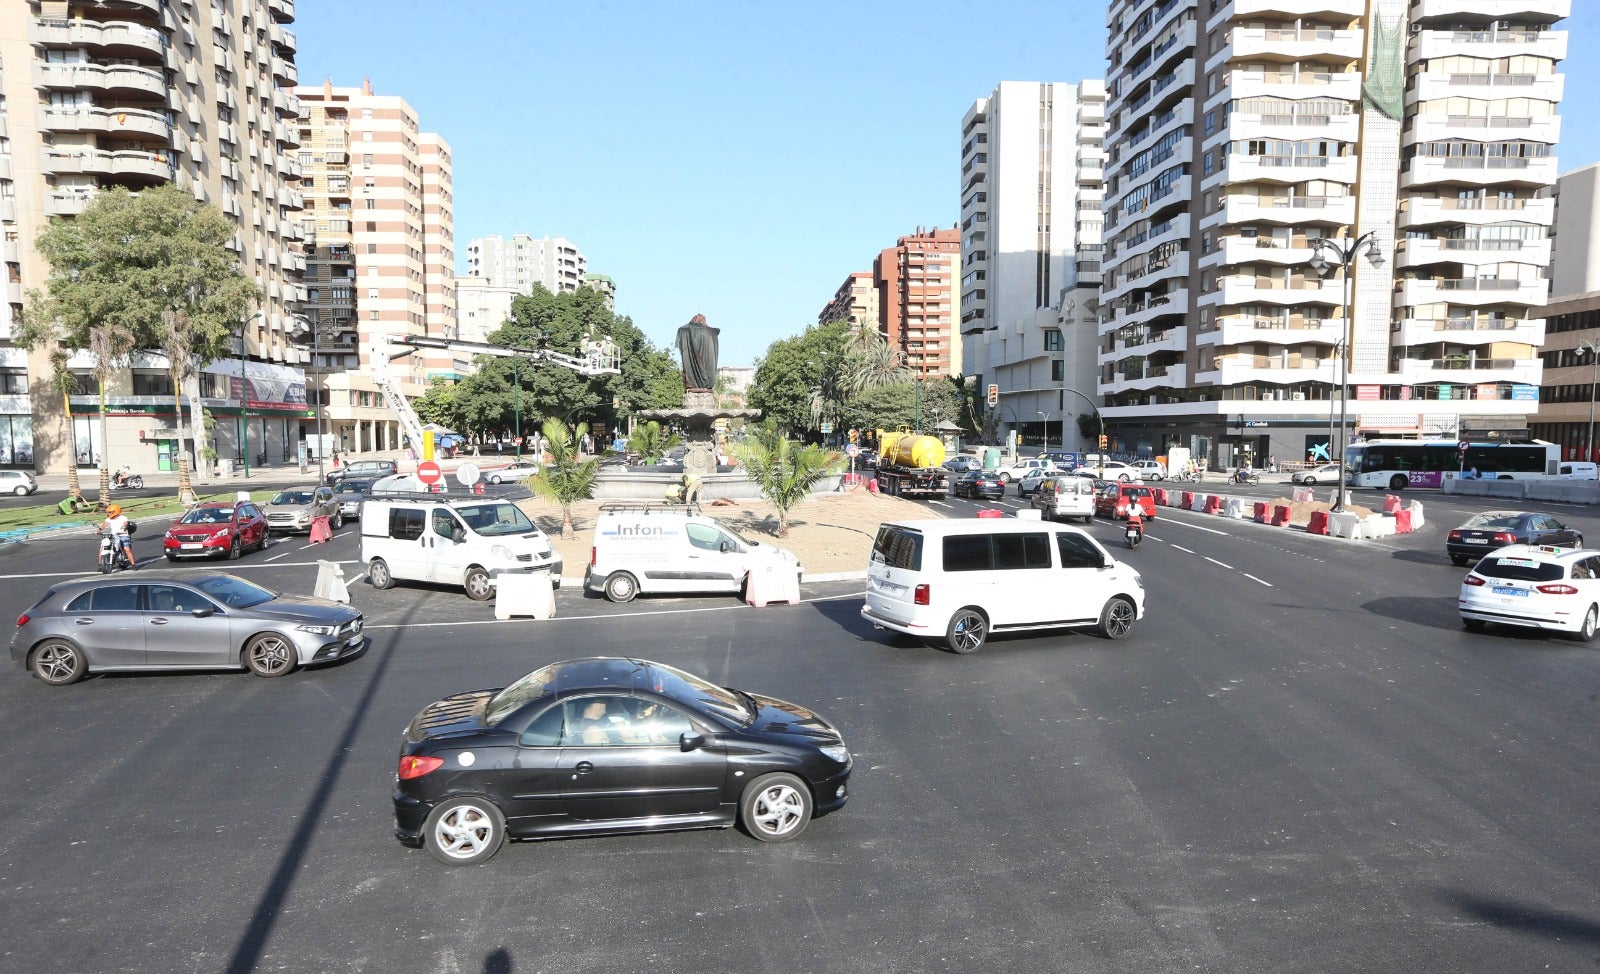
680, 732, 706, 752
191, 606, 215, 618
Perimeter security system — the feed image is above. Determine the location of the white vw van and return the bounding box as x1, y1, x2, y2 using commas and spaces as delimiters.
586, 503, 802, 602
862, 518, 1144, 653
360, 494, 563, 601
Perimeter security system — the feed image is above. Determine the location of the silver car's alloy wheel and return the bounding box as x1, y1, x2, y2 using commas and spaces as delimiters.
368, 558, 395, 590
424, 798, 505, 865
244, 634, 298, 677
741, 773, 812, 842
32, 639, 86, 686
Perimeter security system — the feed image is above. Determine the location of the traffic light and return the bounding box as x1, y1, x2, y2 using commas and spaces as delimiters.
1098, 434, 1109, 450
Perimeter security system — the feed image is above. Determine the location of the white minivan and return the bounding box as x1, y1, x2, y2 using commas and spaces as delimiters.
586, 503, 801, 602
862, 518, 1144, 653
361, 495, 563, 600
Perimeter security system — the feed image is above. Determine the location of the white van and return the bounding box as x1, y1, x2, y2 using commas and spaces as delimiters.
360, 494, 563, 601
1031, 476, 1097, 523
862, 518, 1144, 653
1559, 462, 1599, 480
586, 502, 801, 603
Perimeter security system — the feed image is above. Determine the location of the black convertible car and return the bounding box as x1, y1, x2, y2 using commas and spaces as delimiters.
393, 657, 852, 864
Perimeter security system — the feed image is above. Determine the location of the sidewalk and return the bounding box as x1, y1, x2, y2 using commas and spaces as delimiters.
29, 448, 532, 494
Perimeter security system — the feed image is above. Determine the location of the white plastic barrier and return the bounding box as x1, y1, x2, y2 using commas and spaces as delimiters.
1408, 500, 1425, 529
1015, 508, 1042, 521
1223, 497, 1247, 519
1192, 493, 1209, 511
314, 560, 351, 604
1362, 514, 1396, 539
1292, 487, 1313, 504
494, 571, 556, 621
1329, 512, 1363, 539
746, 562, 801, 607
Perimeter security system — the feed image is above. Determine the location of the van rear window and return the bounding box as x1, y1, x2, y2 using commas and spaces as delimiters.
871, 526, 923, 570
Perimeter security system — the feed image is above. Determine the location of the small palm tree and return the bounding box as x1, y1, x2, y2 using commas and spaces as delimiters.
625, 420, 682, 464
48, 350, 84, 507
88, 323, 135, 506
529, 419, 599, 538
733, 420, 842, 537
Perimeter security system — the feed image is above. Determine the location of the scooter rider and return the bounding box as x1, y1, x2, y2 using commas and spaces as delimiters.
113, 464, 132, 488
1124, 509, 1144, 548
100, 503, 136, 569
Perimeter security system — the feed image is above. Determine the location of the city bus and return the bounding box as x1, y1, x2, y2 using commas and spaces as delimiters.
1343, 439, 1559, 490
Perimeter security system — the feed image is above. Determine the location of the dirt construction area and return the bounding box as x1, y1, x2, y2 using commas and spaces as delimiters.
516, 488, 941, 577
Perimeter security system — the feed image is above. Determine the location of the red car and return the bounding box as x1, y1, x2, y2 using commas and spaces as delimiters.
1095, 483, 1157, 520
162, 501, 269, 561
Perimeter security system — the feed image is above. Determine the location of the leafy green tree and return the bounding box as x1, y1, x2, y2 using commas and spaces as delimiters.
732, 419, 842, 538
414, 377, 465, 433
842, 329, 910, 398
19, 184, 258, 495
836, 378, 966, 436
625, 420, 682, 464
529, 419, 600, 538
749, 320, 851, 437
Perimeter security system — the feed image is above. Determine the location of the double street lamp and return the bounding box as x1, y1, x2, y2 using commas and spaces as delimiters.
1577, 338, 1600, 464
1307, 233, 1384, 513
1038, 410, 1054, 453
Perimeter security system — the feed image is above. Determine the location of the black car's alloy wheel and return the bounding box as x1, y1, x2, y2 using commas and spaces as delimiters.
31, 639, 86, 686
244, 634, 298, 677
740, 773, 812, 842
945, 608, 988, 654
424, 797, 505, 865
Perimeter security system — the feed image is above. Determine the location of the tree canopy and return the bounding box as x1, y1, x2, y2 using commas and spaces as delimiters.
748, 320, 852, 436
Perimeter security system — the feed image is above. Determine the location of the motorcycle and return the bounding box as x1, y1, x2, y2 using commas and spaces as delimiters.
1125, 514, 1144, 549
97, 523, 137, 573
1231, 469, 1260, 486
113, 473, 144, 489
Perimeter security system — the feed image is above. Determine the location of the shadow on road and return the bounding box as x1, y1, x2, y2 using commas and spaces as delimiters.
1361, 595, 1462, 631
1389, 548, 1456, 567
1440, 891, 1600, 947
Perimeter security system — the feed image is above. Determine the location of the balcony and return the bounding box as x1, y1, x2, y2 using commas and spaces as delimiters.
1393, 317, 1544, 346
270, 23, 298, 52
1411, 27, 1566, 63
1411, 0, 1569, 22
1209, 234, 1317, 269
1209, 273, 1338, 308
272, 56, 298, 87
1224, 68, 1361, 103
1223, 152, 1357, 186
33, 62, 167, 100
1103, 362, 1190, 396
1108, 288, 1189, 330
37, 105, 170, 142
269, 0, 296, 20
1405, 114, 1560, 148
1199, 315, 1343, 347
40, 148, 173, 181
1196, 355, 1335, 386
1396, 356, 1541, 386
1400, 155, 1557, 189
1223, 0, 1364, 16
1407, 72, 1564, 107
1399, 194, 1552, 230
1396, 236, 1551, 270
1214, 193, 1356, 230
1224, 26, 1362, 62
1104, 325, 1189, 360
31, 18, 168, 59
44, 188, 98, 217
1395, 277, 1548, 308
1226, 109, 1360, 144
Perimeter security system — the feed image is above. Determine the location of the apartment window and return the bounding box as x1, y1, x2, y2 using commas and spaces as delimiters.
366, 221, 377, 232
367, 244, 377, 254
363, 154, 374, 166
368, 288, 380, 299
369, 310, 380, 320
365, 199, 376, 209
362, 131, 373, 142
1203, 151, 1215, 175
1044, 329, 1063, 352
1051, 360, 1065, 382
1204, 110, 1216, 137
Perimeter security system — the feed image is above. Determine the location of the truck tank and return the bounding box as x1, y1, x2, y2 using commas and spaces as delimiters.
879, 432, 946, 469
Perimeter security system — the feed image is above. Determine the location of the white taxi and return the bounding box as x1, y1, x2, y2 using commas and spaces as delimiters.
1459, 544, 1600, 641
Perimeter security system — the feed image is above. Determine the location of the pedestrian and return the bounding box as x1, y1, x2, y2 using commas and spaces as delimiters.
332, 451, 340, 469
1267, 454, 1278, 474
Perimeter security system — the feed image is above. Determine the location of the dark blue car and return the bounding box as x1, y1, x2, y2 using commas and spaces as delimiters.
953, 470, 1005, 499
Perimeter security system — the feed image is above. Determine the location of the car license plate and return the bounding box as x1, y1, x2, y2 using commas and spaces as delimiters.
1492, 586, 1527, 597
1466, 538, 1488, 544
181, 543, 203, 550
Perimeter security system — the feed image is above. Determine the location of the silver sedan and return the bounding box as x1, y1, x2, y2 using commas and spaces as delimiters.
11, 573, 366, 686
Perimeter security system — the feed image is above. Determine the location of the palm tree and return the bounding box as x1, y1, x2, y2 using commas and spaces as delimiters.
842, 329, 910, 397
625, 420, 682, 464
733, 420, 842, 537
529, 419, 600, 538
48, 349, 84, 507
87, 324, 135, 506
161, 307, 232, 505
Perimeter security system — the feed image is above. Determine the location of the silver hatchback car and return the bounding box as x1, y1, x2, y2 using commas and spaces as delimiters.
11, 573, 366, 686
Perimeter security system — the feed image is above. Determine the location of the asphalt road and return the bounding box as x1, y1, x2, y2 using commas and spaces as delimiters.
0, 488, 1596, 974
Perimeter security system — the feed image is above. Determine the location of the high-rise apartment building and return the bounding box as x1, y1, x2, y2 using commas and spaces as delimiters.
295, 80, 454, 455
1100, 0, 1565, 467
875, 227, 962, 379
819, 271, 878, 330
960, 81, 1107, 448
1530, 163, 1600, 459
466, 233, 592, 295
454, 276, 519, 345
0, 0, 307, 474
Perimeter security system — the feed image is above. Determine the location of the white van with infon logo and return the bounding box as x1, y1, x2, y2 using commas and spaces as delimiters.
586, 502, 802, 602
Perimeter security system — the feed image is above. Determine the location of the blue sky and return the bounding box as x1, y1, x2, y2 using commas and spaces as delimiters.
296, 1, 1600, 368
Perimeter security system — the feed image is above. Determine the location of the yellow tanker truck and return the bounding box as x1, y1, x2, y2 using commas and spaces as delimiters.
872, 429, 950, 497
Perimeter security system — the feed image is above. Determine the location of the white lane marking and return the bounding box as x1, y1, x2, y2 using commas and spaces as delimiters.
1158, 515, 1229, 536
1204, 556, 1235, 570
265, 548, 296, 562
349, 572, 367, 586
1242, 573, 1274, 587
362, 590, 864, 630
926, 500, 953, 509
1171, 544, 1196, 554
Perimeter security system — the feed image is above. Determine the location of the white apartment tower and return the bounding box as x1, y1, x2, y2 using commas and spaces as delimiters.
960, 81, 1107, 449
0, 0, 307, 474
294, 81, 455, 455
466, 233, 591, 295
1100, 0, 1566, 466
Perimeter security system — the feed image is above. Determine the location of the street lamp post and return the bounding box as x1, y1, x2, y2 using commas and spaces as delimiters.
1058, 387, 1104, 478
1308, 233, 1384, 513
1578, 338, 1600, 464
1037, 410, 1053, 452
512, 357, 521, 459
238, 310, 264, 479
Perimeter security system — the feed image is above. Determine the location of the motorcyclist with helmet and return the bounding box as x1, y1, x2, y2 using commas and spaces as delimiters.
99, 503, 136, 569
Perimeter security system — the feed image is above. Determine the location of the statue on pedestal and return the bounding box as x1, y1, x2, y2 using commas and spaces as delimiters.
676, 314, 719, 391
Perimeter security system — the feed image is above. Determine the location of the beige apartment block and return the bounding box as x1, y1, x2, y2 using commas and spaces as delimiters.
1099, 0, 1566, 467
0, 0, 308, 475
819, 271, 879, 330
294, 80, 454, 456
